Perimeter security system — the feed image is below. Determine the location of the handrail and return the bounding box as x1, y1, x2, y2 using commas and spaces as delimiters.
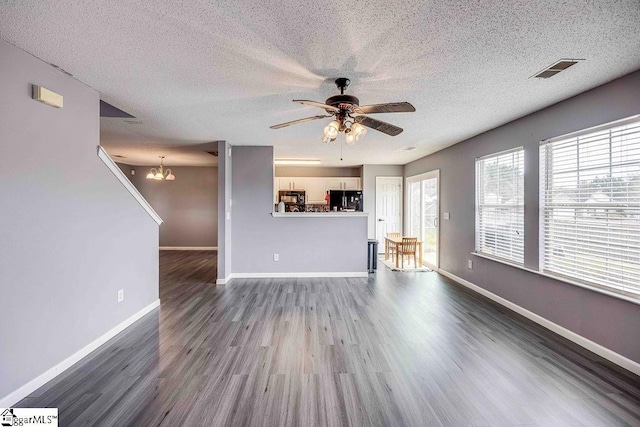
96, 146, 163, 225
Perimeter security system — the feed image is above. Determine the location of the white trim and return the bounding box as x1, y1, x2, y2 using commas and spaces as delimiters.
438, 270, 640, 377
216, 276, 231, 285
97, 146, 163, 225
228, 272, 368, 279
160, 246, 218, 251
471, 252, 640, 306
0, 299, 161, 407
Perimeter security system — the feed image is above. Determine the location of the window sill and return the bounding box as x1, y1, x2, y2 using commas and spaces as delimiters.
471, 252, 640, 306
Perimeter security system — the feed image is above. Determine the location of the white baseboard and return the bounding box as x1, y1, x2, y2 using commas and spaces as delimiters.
439, 269, 640, 377
228, 272, 368, 280
216, 276, 231, 285
0, 299, 161, 407
159, 246, 218, 251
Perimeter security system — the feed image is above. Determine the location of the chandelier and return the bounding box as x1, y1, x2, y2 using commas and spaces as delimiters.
146, 156, 175, 181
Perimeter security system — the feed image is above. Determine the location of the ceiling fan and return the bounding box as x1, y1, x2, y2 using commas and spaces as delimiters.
270, 78, 415, 145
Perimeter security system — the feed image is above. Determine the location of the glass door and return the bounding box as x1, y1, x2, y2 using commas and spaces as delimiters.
406, 170, 439, 269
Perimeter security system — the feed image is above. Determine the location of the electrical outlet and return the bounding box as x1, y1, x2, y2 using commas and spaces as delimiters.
117, 289, 124, 303
467, 259, 473, 269
273, 254, 279, 261
226, 212, 231, 220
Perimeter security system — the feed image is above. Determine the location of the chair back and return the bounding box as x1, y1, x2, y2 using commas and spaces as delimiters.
401, 237, 417, 253
387, 232, 401, 239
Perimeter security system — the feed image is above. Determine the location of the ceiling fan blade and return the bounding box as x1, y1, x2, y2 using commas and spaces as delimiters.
293, 100, 340, 113
270, 115, 331, 129
355, 116, 404, 136
352, 102, 415, 114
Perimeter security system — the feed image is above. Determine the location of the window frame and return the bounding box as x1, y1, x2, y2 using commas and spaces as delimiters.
539, 114, 640, 299
474, 146, 525, 265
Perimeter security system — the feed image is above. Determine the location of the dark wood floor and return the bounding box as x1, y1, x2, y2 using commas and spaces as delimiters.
18, 251, 640, 426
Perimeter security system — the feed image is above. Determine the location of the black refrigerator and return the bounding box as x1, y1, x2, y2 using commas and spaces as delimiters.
329, 190, 363, 211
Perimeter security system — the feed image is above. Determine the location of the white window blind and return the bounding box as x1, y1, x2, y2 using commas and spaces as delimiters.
540, 115, 640, 297
475, 147, 525, 263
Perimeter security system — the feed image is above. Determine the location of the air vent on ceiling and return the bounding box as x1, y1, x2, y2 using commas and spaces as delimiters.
398, 146, 416, 152
206, 151, 219, 157
113, 154, 126, 159
532, 59, 583, 79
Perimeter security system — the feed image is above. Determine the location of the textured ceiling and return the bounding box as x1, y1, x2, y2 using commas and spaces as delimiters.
1, 0, 640, 166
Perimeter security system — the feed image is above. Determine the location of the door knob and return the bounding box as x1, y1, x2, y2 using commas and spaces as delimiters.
378, 219, 385, 222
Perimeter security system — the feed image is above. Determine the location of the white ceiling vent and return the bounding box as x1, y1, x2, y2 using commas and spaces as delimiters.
532, 59, 583, 79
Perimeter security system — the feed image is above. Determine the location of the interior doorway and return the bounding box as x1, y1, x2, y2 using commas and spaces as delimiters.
375, 177, 402, 252
406, 170, 439, 269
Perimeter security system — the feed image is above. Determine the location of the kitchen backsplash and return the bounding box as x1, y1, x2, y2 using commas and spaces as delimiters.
305, 204, 330, 212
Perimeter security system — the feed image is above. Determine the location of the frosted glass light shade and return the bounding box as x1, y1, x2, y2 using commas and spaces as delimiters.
323, 120, 339, 139
345, 131, 356, 145
351, 123, 367, 141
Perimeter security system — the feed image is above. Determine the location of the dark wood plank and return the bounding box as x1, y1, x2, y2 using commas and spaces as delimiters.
15, 250, 640, 426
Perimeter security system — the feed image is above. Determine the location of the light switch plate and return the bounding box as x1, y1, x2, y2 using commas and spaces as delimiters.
444, 212, 450, 220
467, 259, 473, 269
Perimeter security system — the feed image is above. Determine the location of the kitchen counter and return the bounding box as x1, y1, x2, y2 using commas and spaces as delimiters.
271, 212, 368, 217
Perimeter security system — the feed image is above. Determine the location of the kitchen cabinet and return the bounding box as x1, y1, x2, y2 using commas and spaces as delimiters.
324, 178, 344, 191
306, 178, 327, 204
277, 178, 306, 191
342, 177, 361, 190
325, 177, 362, 191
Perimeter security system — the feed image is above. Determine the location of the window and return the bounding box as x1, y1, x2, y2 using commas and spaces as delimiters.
475, 147, 525, 263
540, 115, 640, 297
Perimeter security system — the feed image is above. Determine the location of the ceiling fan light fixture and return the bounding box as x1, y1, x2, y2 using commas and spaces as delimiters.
345, 130, 356, 145
351, 123, 367, 141
323, 120, 339, 139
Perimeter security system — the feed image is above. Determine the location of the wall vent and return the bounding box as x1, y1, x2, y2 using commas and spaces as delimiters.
532, 59, 583, 79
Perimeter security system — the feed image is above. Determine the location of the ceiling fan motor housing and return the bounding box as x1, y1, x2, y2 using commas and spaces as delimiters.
325, 94, 360, 111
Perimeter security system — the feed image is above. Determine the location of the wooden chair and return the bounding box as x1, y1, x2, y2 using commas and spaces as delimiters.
387, 232, 401, 261
399, 237, 418, 268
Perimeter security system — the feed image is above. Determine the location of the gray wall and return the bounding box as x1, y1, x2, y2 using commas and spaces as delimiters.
362, 165, 405, 239
123, 165, 217, 247
0, 40, 159, 399
405, 70, 640, 364
218, 141, 232, 280
231, 146, 367, 274
275, 166, 361, 177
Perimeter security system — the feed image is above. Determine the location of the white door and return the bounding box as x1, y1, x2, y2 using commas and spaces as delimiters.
376, 177, 402, 251
406, 170, 439, 269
